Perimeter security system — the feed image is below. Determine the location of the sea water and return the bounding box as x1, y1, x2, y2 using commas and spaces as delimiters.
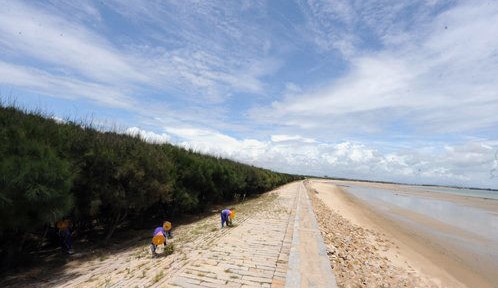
341, 184, 498, 282
411, 185, 498, 200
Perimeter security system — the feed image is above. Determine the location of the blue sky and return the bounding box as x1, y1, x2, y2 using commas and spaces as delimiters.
1, 0, 498, 188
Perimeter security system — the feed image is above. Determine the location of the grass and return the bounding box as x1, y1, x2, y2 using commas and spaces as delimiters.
153, 271, 165, 283
199, 223, 211, 230
133, 250, 143, 259
99, 254, 108, 262
163, 243, 175, 256
103, 277, 111, 287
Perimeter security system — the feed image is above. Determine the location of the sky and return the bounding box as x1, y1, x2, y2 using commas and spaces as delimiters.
1, 0, 498, 189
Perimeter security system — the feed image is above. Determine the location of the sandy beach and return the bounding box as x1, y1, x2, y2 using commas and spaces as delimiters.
306, 179, 497, 288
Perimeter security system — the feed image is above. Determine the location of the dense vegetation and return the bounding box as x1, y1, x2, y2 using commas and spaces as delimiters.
0, 105, 300, 266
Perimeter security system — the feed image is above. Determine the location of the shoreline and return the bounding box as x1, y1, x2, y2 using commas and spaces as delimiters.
333, 180, 498, 213
307, 179, 495, 288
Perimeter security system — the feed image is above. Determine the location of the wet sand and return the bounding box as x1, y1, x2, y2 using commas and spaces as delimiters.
306, 179, 497, 288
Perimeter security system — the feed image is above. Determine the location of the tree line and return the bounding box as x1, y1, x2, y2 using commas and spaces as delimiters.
0, 105, 301, 266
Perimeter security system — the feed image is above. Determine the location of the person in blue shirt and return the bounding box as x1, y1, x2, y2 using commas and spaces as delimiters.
220, 208, 234, 228
150, 224, 167, 256
56, 218, 74, 255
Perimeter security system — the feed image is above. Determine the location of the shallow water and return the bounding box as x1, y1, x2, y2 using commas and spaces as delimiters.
411, 185, 498, 200
342, 184, 498, 280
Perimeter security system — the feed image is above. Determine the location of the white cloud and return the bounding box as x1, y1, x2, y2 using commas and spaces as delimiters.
99, 0, 280, 102
0, 0, 280, 106
271, 134, 316, 143
0, 61, 133, 108
251, 1, 498, 135
158, 50, 279, 103
164, 127, 267, 160
298, 0, 356, 56
51, 115, 65, 124
140, 125, 498, 188
0, 1, 144, 84
125, 127, 171, 144
491, 151, 498, 179
298, 0, 424, 57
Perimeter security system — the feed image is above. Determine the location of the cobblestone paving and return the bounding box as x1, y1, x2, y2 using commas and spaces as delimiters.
163, 185, 297, 288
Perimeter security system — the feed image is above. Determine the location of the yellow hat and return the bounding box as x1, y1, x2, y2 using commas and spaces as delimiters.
163, 221, 172, 231
57, 219, 69, 230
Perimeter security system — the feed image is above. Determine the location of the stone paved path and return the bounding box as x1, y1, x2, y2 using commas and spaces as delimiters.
164, 181, 337, 288
164, 184, 297, 288
2, 181, 337, 288
285, 182, 337, 288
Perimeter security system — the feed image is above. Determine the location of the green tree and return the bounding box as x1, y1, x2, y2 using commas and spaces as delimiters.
0, 125, 73, 253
